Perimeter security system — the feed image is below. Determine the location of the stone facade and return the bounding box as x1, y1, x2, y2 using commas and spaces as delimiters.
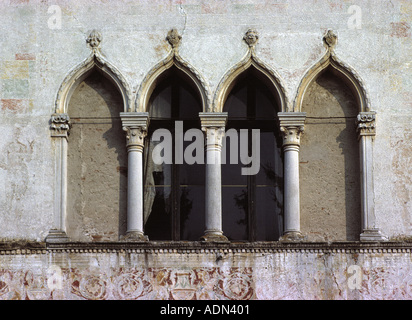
0, 0, 411, 300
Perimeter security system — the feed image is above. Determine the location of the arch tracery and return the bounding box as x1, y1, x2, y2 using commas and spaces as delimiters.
54, 30, 132, 114
213, 28, 289, 113
294, 30, 370, 113
135, 29, 211, 113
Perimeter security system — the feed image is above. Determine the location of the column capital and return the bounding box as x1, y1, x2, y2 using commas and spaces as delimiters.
123, 127, 147, 150
199, 112, 228, 129
120, 112, 150, 130
278, 112, 306, 146
357, 111, 376, 137
120, 112, 150, 150
50, 113, 71, 139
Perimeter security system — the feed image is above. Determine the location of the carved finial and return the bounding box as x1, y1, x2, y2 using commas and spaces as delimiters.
166, 29, 182, 49
87, 30, 102, 51
243, 29, 259, 48
323, 29, 337, 49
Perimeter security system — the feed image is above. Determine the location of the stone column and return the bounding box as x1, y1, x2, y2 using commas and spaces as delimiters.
46, 113, 71, 243
120, 112, 150, 241
357, 112, 388, 241
278, 112, 306, 241
199, 112, 229, 242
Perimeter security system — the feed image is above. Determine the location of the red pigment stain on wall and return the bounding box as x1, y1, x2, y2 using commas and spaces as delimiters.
1, 99, 25, 112
15, 53, 35, 61
390, 22, 410, 38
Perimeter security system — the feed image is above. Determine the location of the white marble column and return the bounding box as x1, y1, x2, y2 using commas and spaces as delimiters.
120, 112, 150, 241
278, 112, 306, 241
199, 112, 229, 242
357, 112, 388, 241
46, 113, 71, 243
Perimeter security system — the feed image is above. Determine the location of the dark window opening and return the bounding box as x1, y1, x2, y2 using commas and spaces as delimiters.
222, 68, 283, 241
144, 67, 205, 241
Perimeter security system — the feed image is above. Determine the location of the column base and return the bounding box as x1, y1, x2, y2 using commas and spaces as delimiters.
200, 231, 229, 242
45, 229, 69, 243
360, 229, 388, 242
121, 231, 149, 242
280, 231, 305, 242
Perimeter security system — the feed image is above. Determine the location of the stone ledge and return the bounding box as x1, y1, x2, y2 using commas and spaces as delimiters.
1, 240, 411, 255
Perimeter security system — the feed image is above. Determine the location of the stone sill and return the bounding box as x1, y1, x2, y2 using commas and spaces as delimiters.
1, 240, 412, 254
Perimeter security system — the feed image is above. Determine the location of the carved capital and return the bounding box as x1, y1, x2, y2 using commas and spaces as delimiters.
123, 126, 147, 151
278, 112, 306, 146
120, 112, 150, 151
200, 112, 228, 148
50, 113, 71, 138
199, 112, 227, 128
357, 112, 376, 136
203, 126, 226, 149
280, 126, 305, 146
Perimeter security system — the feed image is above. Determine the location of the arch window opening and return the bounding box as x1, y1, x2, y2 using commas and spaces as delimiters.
66, 69, 127, 241
300, 66, 361, 241
144, 67, 205, 241
222, 69, 283, 241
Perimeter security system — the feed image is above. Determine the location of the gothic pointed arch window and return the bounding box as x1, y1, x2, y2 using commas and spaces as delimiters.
66, 68, 127, 241
143, 66, 205, 240
222, 67, 283, 241
300, 65, 361, 241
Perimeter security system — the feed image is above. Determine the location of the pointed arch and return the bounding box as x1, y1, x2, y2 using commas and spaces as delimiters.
54, 51, 132, 114
213, 47, 289, 113
135, 47, 211, 113
294, 42, 370, 113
